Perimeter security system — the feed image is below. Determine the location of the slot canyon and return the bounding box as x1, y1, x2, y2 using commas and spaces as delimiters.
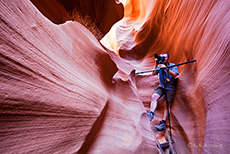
0, 0, 229, 153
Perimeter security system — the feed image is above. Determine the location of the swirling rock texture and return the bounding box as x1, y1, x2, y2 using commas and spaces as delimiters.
0, 0, 229, 154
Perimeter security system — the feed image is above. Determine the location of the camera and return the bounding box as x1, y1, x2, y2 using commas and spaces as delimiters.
154, 54, 165, 64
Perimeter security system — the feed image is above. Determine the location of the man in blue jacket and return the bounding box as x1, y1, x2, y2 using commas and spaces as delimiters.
147, 53, 179, 131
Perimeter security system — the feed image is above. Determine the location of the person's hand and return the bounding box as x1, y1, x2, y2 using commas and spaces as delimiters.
159, 64, 167, 69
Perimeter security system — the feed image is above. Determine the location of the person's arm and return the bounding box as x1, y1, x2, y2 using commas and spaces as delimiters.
167, 68, 178, 78
152, 64, 159, 76
167, 64, 179, 78
159, 64, 179, 78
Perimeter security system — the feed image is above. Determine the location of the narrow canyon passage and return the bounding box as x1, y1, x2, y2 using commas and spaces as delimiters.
0, 0, 229, 154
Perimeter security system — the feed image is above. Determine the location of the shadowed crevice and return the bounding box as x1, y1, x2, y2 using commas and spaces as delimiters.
77, 102, 109, 154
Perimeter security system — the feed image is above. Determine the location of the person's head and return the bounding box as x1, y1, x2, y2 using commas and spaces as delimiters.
160, 53, 169, 63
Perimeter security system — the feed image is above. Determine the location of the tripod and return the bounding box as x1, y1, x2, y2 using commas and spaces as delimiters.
161, 67, 173, 139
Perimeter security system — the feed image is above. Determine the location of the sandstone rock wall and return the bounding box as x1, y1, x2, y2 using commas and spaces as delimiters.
103, 0, 230, 153
0, 0, 230, 154
0, 0, 155, 153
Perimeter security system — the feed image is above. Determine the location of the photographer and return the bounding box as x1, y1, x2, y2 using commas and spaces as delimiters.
147, 53, 179, 131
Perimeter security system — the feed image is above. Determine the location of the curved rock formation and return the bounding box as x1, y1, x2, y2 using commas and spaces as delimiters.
0, 0, 229, 154
102, 0, 230, 153
0, 0, 155, 153
30, 0, 124, 36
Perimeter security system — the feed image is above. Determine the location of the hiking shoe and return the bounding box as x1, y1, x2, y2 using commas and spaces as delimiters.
147, 111, 154, 121
155, 120, 166, 131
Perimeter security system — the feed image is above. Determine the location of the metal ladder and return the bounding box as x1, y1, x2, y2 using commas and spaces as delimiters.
153, 127, 177, 154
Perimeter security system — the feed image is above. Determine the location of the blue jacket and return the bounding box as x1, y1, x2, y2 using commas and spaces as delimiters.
156, 63, 179, 90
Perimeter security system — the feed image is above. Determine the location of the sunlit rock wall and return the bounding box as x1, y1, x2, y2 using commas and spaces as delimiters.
0, 0, 230, 154
102, 0, 230, 154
